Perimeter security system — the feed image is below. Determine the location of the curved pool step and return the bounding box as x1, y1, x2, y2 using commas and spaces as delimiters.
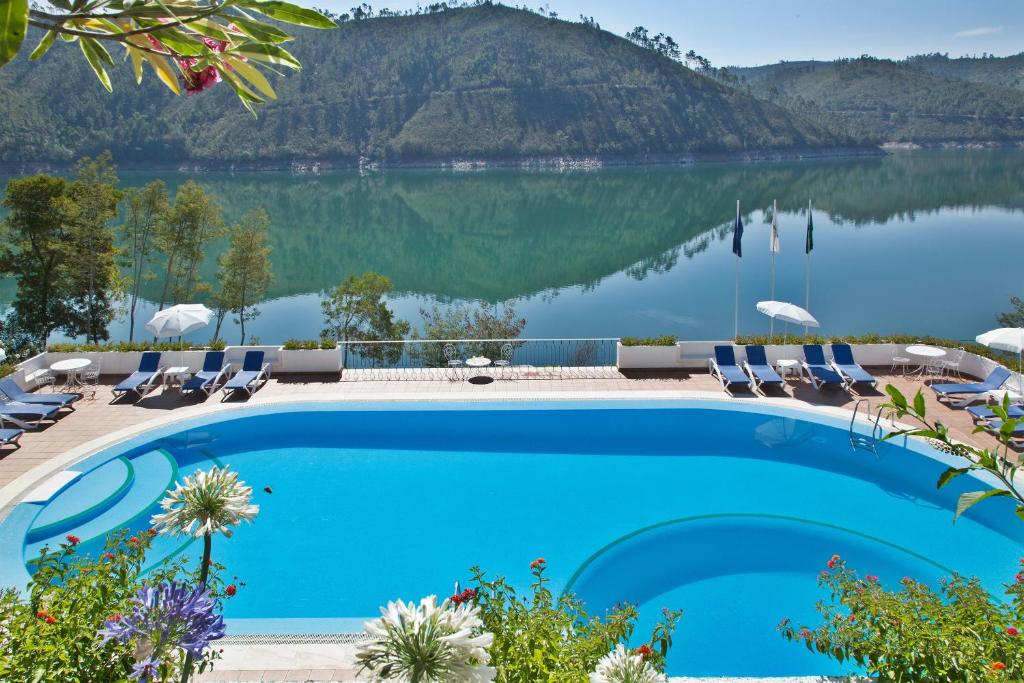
27, 457, 134, 543
26, 450, 178, 557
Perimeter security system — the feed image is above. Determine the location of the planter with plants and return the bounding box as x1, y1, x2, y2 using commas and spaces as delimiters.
616, 336, 682, 369
278, 340, 341, 373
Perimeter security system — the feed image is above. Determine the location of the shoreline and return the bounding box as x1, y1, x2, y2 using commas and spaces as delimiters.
0, 146, 884, 174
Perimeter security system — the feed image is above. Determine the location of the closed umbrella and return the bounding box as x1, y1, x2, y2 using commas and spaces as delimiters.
975, 327, 1024, 396
146, 304, 214, 367
756, 300, 819, 340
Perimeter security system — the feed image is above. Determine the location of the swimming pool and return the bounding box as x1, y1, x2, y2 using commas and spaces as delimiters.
0, 400, 1020, 677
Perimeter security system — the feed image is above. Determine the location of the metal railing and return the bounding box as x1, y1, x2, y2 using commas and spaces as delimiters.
337, 338, 620, 381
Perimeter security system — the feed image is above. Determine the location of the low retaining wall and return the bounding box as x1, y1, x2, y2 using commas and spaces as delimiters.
616, 341, 1018, 386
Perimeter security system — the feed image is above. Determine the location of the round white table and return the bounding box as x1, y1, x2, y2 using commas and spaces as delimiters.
905, 344, 945, 377
49, 358, 91, 390
464, 356, 491, 382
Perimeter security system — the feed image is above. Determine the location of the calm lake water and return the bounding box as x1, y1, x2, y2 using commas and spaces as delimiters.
3, 149, 1023, 344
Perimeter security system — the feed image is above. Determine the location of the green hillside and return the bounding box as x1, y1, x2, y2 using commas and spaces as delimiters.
731, 57, 1024, 144
0, 5, 857, 167
905, 53, 1024, 90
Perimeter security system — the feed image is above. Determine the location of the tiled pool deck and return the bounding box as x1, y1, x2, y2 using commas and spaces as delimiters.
0, 368, 1009, 682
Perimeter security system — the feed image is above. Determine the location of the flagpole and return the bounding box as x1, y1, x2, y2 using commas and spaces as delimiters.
804, 199, 812, 337
734, 199, 740, 340
770, 199, 777, 338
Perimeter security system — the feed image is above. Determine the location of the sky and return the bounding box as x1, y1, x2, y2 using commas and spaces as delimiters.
312, 0, 1024, 66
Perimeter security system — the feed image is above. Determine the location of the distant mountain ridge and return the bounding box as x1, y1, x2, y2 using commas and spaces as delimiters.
0, 4, 864, 168
731, 55, 1024, 145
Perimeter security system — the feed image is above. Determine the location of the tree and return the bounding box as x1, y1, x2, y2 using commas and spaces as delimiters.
416, 302, 526, 366
62, 153, 123, 344
320, 272, 410, 367
997, 296, 1024, 328
211, 209, 274, 345
0, 175, 73, 347
0, 0, 335, 113
155, 181, 224, 312
120, 180, 170, 341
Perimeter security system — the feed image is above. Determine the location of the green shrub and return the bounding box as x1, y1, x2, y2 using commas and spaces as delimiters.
47, 341, 227, 353
0, 529, 230, 681
620, 335, 677, 347
282, 339, 338, 350
779, 557, 1024, 681
468, 559, 681, 681
0, 363, 13, 379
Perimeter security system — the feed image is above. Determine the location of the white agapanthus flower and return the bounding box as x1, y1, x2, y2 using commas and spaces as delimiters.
590, 644, 667, 683
357, 595, 496, 683
151, 466, 259, 538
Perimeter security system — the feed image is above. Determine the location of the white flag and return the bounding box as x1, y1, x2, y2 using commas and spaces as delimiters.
770, 204, 780, 254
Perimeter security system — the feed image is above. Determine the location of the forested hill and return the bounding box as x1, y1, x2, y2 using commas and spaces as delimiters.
731, 57, 1024, 144
905, 53, 1024, 90
0, 4, 859, 168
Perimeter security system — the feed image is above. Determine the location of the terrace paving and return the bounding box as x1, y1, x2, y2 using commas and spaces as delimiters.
0, 368, 1010, 682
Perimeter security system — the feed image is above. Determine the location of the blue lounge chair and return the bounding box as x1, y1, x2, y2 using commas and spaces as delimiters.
930, 366, 1012, 407
222, 351, 270, 399
0, 377, 79, 410
709, 346, 752, 395
742, 345, 785, 394
967, 403, 1024, 423
0, 398, 62, 429
830, 344, 878, 390
112, 352, 164, 403
801, 345, 846, 390
0, 417, 24, 450
181, 352, 230, 398
981, 417, 1024, 444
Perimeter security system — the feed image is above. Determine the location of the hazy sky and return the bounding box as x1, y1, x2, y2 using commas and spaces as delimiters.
312, 0, 1024, 66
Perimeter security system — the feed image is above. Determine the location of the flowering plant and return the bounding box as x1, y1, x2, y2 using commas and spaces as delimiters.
152, 466, 259, 540
589, 644, 667, 683
0, 529, 232, 682
779, 556, 1024, 681
356, 595, 496, 682
467, 559, 681, 683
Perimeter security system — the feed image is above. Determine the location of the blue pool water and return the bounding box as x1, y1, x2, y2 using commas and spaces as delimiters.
1, 401, 1020, 677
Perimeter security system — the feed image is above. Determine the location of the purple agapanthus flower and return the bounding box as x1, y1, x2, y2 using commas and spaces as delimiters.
99, 581, 225, 680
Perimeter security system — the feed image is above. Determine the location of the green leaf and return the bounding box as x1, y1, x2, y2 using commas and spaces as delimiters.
1016, 505, 1024, 523
912, 390, 926, 418
229, 15, 293, 44
0, 0, 28, 67
79, 38, 113, 92
28, 29, 56, 60
936, 467, 969, 489
225, 55, 276, 99
128, 45, 144, 84
140, 25, 206, 56
954, 489, 1011, 523
232, 42, 300, 69
885, 384, 907, 410
236, 0, 335, 29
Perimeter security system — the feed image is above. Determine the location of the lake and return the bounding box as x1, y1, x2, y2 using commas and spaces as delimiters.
2, 149, 1023, 344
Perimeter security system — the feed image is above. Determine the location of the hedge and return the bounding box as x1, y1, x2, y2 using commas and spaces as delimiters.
281, 339, 338, 350
620, 335, 677, 347
46, 340, 227, 352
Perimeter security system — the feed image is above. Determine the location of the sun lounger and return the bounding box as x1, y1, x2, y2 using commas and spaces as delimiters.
222, 351, 270, 398
980, 417, 1024, 444
0, 377, 79, 410
0, 398, 62, 429
930, 367, 1012, 407
181, 351, 230, 398
966, 403, 1024, 423
742, 345, 785, 394
801, 345, 846, 390
0, 415, 24, 449
830, 344, 878, 389
709, 346, 752, 395
111, 352, 164, 403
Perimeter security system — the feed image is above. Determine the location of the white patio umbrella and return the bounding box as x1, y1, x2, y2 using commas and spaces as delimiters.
756, 300, 819, 340
145, 304, 214, 367
975, 327, 1024, 396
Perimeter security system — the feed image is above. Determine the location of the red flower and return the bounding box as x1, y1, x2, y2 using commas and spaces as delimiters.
147, 528, 158, 537
109, 613, 122, 622
45, 616, 56, 624
103, 553, 115, 561
177, 38, 229, 94
1016, 572, 1024, 583
798, 629, 812, 640
819, 570, 829, 579
128, 536, 139, 545
848, 614, 856, 623
225, 584, 237, 597
865, 575, 879, 583
66, 534, 80, 545
634, 644, 653, 659
530, 558, 546, 570
36, 610, 48, 620
827, 554, 840, 569
992, 662, 1007, 671
1007, 627, 1019, 637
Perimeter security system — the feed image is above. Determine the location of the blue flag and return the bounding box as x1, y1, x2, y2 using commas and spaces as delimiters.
732, 213, 744, 257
